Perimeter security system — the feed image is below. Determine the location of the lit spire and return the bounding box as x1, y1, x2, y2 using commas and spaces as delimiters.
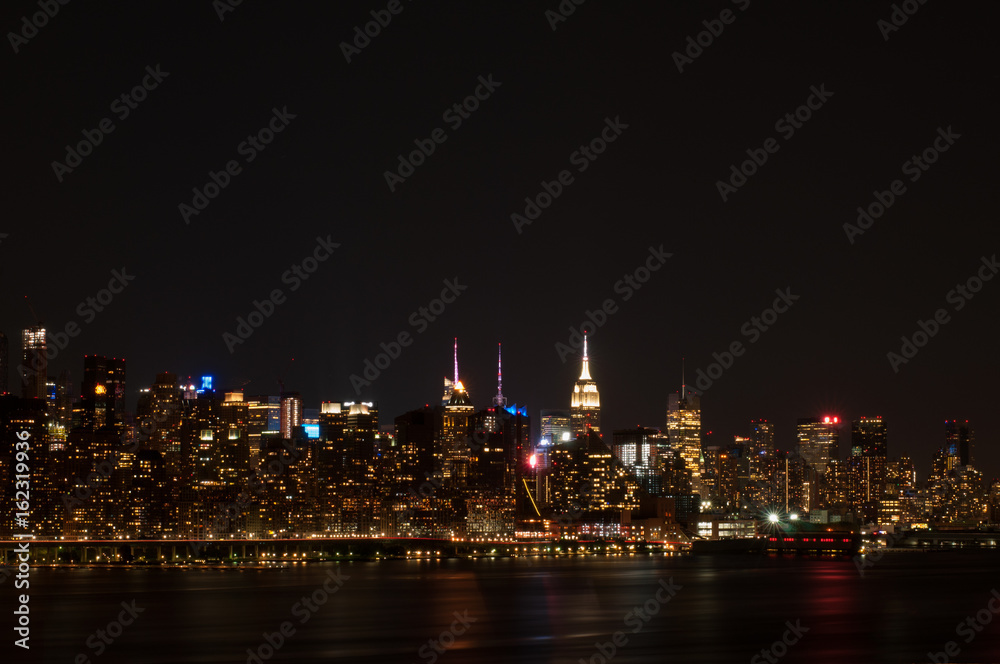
579, 331, 592, 381
494, 342, 507, 407
453, 337, 459, 385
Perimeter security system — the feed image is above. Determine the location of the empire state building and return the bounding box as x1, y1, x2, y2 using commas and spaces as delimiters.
570, 333, 600, 437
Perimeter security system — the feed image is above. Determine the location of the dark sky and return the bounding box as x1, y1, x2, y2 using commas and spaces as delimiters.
3, 1, 998, 479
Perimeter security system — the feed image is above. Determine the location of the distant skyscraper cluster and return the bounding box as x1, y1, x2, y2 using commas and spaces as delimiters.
0, 324, 994, 542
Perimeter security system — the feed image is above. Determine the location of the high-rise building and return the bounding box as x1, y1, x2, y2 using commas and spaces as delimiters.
247, 395, 280, 459
749, 419, 775, 459
666, 370, 701, 494
464, 400, 529, 538
851, 416, 887, 457
540, 410, 572, 446
21, 326, 47, 400
54, 369, 73, 429
218, 390, 251, 488
127, 450, 168, 537
944, 420, 973, 468
612, 427, 660, 495
570, 333, 600, 437
442, 377, 455, 406
441, 379, 475, 486
1, 396, 54, 537
280, 391, 303, 438
137, 372, 184, 453
394, 405, 438, 486
80, 355, 127, 430
797, 416, 840, 475
851, 416, 888, 524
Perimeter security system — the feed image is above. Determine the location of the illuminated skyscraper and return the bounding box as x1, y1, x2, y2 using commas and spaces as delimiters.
851, 416, 888, 523
666, 368, 701, 494
749, 419, 775, 459
797, 416, 840, 475
570, 333, 600, 437
540, 409, 572, 448
280, 391, 302, 438
313, 400, 381, 535
851, 416, 886, 457
127, 450, 168, 537
944, 420, 973, 468
137, 372, 183, 453
53, 369, 73, 429
21, 326, 47, 399
439, 339, 475, 486
218, 390, 251, 487
612, 426, 660, 494
80, 355, 127, 430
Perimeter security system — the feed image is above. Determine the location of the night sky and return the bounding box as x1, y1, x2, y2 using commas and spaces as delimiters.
3, 1, 998, 478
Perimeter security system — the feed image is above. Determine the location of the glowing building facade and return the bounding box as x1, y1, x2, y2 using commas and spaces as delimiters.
797, 416, 840, 475
570, 333, 600, 437
667, 374, 702, 494
21, 326, 47, 400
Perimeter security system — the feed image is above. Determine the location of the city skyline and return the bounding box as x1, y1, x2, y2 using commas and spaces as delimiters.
2, 329, 988, 487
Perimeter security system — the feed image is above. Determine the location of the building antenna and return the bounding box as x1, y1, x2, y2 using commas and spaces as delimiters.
494, 342, 507, 407
453, 337, 459, 385
578, 331, 592, 381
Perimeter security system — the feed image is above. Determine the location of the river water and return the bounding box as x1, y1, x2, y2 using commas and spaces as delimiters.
11, 552, 1000, 663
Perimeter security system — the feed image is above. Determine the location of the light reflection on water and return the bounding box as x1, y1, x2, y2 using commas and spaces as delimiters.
19, 553, 1000, 663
